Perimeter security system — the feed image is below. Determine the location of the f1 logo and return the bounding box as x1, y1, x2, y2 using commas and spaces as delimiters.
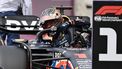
95, 6, 122, 15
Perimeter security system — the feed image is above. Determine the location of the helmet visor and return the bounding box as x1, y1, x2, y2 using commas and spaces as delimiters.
42, 19, 61, 29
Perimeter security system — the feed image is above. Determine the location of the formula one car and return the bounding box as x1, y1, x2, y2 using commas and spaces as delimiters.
0, 15, 92, 69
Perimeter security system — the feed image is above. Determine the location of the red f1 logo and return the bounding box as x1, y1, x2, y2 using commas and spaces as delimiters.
95, 6, 122, 15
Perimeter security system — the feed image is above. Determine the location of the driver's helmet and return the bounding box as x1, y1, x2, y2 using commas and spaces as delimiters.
40, 7, 62, 29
